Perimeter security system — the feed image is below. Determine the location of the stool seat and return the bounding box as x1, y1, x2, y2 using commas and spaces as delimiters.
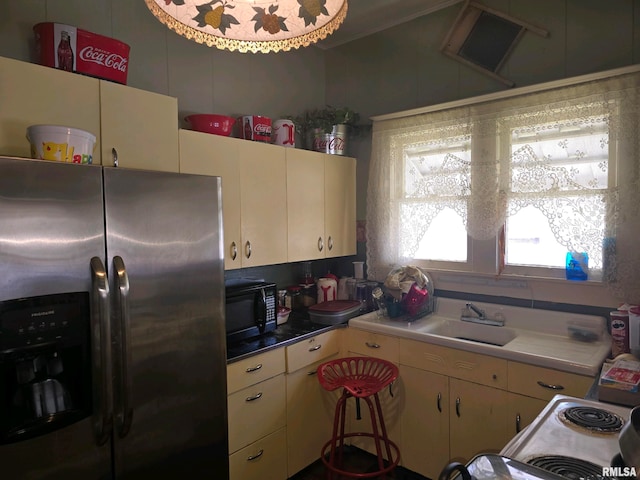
317, 356, 401, 479
317, 357, 398, 398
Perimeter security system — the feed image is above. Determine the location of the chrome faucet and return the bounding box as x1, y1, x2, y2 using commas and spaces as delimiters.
461, 302, 505, 326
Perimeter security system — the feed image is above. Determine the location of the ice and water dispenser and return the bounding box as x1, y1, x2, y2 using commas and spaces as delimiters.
0, 292, 92, 444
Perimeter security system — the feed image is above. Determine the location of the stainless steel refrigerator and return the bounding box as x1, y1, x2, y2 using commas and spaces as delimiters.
0, 156, 228, 479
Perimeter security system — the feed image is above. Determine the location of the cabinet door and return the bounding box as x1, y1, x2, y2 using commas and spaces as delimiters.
286, 355, 339, 476
238, 141, 287, 267
100, 81, 178, 171
325, 155, 356, 257
179, 130, 242, 270
0, 56, 100, 160
286, 148, 325, 261
507, 393, 547, 438
449, 378, 510, 463
400, 365, 450, 480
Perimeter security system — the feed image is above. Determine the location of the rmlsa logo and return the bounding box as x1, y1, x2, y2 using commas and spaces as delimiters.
602, 466, 637, 478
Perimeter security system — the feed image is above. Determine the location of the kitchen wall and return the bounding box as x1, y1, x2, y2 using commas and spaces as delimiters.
2, 0, 639, 310
0, 0, 326, 127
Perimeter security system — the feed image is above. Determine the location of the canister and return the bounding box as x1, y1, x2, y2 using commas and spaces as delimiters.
316, 278, 337, 303
611, 310, 630, 357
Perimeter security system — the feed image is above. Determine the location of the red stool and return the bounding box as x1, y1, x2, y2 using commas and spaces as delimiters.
317, 356, 401, 479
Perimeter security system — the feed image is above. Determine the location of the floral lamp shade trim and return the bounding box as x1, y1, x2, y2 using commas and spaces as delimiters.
145, 0, 348, 53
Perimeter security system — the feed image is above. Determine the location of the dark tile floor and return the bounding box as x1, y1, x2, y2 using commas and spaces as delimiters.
290, 446, 430, 480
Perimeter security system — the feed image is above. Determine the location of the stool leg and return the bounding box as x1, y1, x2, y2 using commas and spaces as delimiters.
373, 392, 394, 464
327, 390, 349, 480
363, 396, 386, 473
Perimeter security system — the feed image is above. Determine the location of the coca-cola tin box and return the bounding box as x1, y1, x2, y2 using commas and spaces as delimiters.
34, 22, 130, 84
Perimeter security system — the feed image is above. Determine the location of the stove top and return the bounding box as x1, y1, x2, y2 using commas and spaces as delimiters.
501, 395, 631, 478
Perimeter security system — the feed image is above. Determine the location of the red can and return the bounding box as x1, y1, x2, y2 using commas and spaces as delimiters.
239, 116, 271, 143
34, 22, 130, 84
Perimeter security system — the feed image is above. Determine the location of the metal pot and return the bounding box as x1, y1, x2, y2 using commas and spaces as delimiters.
619, 405, 640, 469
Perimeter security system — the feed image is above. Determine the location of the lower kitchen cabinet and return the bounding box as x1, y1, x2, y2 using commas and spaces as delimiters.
448, 377, 510, 462
229, 427, 287, 480
398, 337, 531, 479
399, 365, 450, 480
227, 348, 286, 480
507, 393, 548, 436
345, 328, 402, 458
285, 330, 340, 477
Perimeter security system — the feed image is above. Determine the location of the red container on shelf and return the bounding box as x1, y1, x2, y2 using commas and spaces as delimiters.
34, 22, 130, 84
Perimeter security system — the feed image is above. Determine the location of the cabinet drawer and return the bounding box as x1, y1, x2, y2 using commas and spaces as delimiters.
228, 374, 286, 453
449, 348, 507, 389
399, 338, 450, 376
229, 427, 287, 480
348, 328, 399, 363
286, 330, 340, 373
227, 348, 285, 394
508, 362, 593, 401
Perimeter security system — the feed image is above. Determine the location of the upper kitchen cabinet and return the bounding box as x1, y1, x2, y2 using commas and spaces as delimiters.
0, 56, 179, 172
324, 154, 356, 257
0, 56, 100, 159
179, 130, 287, 269
287, 149, 356, 262
99, 81, 179, 172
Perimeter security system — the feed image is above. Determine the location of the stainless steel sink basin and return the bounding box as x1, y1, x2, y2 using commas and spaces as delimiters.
424, 319, 517, 347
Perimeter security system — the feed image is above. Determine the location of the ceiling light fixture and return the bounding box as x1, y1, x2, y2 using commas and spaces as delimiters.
145, 0, 348, 54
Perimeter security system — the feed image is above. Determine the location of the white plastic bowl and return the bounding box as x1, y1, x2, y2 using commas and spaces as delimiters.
27, 125, 96, 164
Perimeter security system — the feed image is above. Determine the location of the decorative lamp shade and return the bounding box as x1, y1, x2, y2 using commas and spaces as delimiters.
145, 0, 348, 54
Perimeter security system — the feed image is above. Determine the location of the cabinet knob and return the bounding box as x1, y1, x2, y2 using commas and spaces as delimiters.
230, 242, 238, 261
516, 413, 522, 433
455, 397, 461, 417
245, 240, 252, 259
365, 342, 380, 349
437, 392, 442, 412
245, 363, 263, 373
318, 236, 324, 252
309, 344, 322, 352
327, 236, 333, 251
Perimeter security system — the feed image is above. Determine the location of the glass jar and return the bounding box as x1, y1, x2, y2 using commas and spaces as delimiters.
300, 283, 316, 307
285, 285, 303, 310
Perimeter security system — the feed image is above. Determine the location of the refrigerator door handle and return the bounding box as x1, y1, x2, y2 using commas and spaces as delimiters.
90, 256, 113, 446
113, 255, 133, 438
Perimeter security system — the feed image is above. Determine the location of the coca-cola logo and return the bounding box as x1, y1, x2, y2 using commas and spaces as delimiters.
79, 46, 128, 72
328, 136, 345, 151
254, 123, 271, 135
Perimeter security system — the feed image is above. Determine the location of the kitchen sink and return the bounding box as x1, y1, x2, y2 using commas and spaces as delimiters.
423, 319, 517, 347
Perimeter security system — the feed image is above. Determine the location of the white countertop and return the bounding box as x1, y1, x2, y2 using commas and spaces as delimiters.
348, 298, 611, 377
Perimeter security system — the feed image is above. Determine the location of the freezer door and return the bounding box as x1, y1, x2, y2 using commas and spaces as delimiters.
0, 157, 112, 479
103, 168, 228, 478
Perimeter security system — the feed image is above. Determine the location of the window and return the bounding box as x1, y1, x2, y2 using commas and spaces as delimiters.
367, 67, 640, 301
503, 114, 609, 276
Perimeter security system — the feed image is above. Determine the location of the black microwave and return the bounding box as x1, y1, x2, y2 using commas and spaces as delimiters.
225, 280, 277, 345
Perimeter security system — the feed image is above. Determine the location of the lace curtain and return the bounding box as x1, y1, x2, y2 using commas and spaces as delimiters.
366, 70, 640, 302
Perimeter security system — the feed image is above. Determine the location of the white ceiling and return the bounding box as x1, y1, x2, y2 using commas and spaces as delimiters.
316, 0, 464, 49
